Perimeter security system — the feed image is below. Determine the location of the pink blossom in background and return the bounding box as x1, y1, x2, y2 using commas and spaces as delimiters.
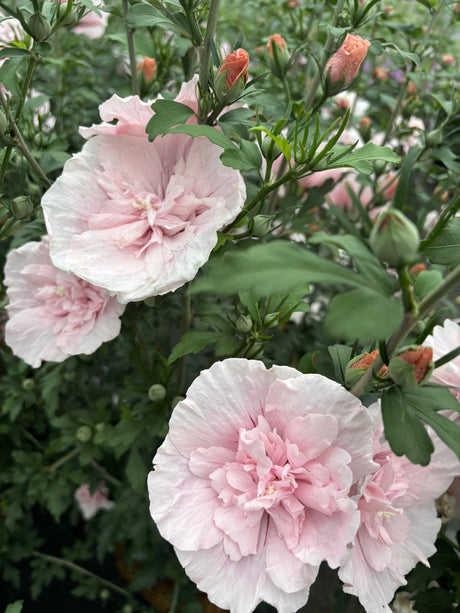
42, 86, 246, 303
72, 3, 108, 39
338, 410, 459, 613
75, 482, 114, 519
148, 358, 377, 613
4, 238, 125, 368
424, 319, 460, 401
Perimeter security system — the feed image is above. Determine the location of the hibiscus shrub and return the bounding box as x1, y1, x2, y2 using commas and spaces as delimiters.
1, 0, 460, 612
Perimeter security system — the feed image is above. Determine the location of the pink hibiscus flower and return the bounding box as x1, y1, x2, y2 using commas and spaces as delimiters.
75, 482, 114, 519
338, 412, 459, 613
148, 358, 377, 613
424, 319, 460, 401
42, 85, 246, 303
4, 238, 125, 367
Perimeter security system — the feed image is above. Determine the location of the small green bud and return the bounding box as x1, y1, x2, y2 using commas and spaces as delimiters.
266, 34, 290, 77
246, 341, 264, 359
99, 588, 110, 601
252, 214, 274, 237
22, 377, 36, 391
0, 109, 8, 134
388, 345, 433, 388
95, 422, 105, 432
122, 606, 133, 613
171, 396, 184, 409
261, 135, 281, 162
236, 314, 253, 334
263, 312, 279, 328
11, 196, 34, 220
425, 127, 443, 147
76, 425, 93, 443
27, 12, 51, 42
148, 383, 166, 402
369, 209, 420, 267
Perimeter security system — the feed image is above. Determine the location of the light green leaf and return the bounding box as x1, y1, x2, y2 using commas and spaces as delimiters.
327, 142, 399, 174
421, 218, 460, 266
5, 601, 24, 613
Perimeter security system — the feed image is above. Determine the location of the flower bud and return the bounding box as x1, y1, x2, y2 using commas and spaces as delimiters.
266, 34, 290, 77
388, 346, 433, 387
440, 54, 455, 67
345, 350, 387, 387
0, 109, 8, 134
11, 196, 34, 220
137, 56, 157, 95
27, 12, 51, 41
369, 209, 420, 267
76, 425, 93, 443
148, 383, 166, 401
326, 33, 370, 90
22, 377, 36, 391
263, 312, 280, 329
236, 314, 253, 334
252, 214, 274, 237
215, 48, 249, 102
358, 116, 371, 140
261, 135, 282, 161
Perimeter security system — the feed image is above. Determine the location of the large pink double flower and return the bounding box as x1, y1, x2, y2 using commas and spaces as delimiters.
148, 358, 377, 612
42, 79, 246, 303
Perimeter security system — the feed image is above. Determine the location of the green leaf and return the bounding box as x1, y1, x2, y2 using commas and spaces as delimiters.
328, 345, 352, 385
168, 123, 234, 149
382, 387, 434, 465
393, 145, 420, 209
5, 601, 24, 613
324, 288, 403, 341
326, 142, 399, 174
0, 47, 29, 59
145, 100, 195, 141
421, 218, 460, 266
297, 352, 319, 374
191, 241, 377, 297
126, 446, 147, 494
125, 3, 182, 31
414, 270, 443, 300
168, 330, 236, 363
309, 232, 392, 293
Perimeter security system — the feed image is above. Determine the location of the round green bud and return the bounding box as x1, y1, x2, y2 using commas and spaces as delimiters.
252, 214, 274, 238
263, 312, 279, 329
22, 378, 36, 391
148, 383, 166, 402
11, 196, 34, 220
99, 589, 110, 601
369, 209, 420, 267
246, 341, 264, 359
122, 606, 133, 613
171, 396, 184, 409
261, 135, 282, 162
27, 12, 51, 42
75, 425, 93, 443
236, 314, 253, 334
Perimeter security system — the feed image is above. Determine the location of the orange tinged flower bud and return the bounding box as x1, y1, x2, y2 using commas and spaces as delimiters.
216, 48, 249, 90
409, 263, 426, 276
137, 57, 157, 83
345, 350, 387, 387
388, 346, 433, 387
267, 34, 287, 57
350, 350, 380, 370
441, 54, 455, 66
326, 33, 371, 86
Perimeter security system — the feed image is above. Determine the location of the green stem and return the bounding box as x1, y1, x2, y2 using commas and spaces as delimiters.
350, 265, 460, 397
31, 551, 131, 598
168, 581, 180, 613
90, 459, 123, 487
0, 48, 39, 190
45, 446, 81, 472
198, 0, 220, 123
397, 265, 418, 315
122, 0, 140, 96
303, 0, 346, 112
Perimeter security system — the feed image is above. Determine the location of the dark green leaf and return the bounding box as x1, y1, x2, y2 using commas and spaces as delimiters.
168, 123, 234, 149
324, 288, 403, 341
393, 146, 420, 209
421, 218, 460, 266
126, 446, 147, 494
168, 330, 236, 363
328, 345, 352, 385
297, 352, 319, 374
414, 270, 443, 300
382, 387, 434, 465
145, 100, 195, 141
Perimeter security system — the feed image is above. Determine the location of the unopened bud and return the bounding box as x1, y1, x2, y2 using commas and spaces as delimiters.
426, 127, 443, 147
261, 135, 281, 161
325, 33, 370, 93
27, 12, 51, 41
76, 425, 93, 442
369, 209, 420, 267
345, 350, 387, 387
263, 312, 279, 328
388, 346, 433, 387
215, 48, 249, 102
148, 383, 166, 402
0, 109, 8, 134
11, 196, 34, 219
358, 116, 371, 140
236, 314, 253, 334
22, 377, 36, 391
266, 34, 290, 77
441, 54, 455, 67
252, 214, 274, 237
